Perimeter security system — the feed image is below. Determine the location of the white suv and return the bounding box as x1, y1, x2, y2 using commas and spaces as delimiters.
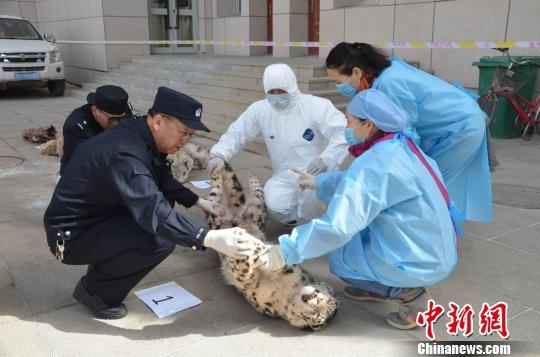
0, 15, 65, 96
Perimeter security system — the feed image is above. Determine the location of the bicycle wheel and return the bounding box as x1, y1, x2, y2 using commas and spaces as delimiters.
535, 106, 540, 137
514, 101, 536, 140
514, 113, 534, 140
478, 93, 496, 120
514, 114, 529, 133
478, 92, 500, 171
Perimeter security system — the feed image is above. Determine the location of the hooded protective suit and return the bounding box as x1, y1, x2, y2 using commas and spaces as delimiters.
209, 64, 348, 223
278, 89, 458, 288
372, 57, 492, 223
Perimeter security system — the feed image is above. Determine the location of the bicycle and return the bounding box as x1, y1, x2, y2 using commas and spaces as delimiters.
478, 48, 540, 141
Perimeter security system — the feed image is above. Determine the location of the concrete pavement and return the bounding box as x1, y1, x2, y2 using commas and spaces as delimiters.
1, 86, 539, 356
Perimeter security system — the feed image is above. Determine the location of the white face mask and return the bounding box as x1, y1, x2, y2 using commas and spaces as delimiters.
267, 93, 292, 109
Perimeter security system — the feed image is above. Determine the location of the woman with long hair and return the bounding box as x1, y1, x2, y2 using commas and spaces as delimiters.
325, 42, 492, 223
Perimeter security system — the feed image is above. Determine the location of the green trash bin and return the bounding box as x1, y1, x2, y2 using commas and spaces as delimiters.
473, 56, 540, 138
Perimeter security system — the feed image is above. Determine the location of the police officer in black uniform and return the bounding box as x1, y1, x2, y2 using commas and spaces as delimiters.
44, 87, 258, 320
60, 85, 132, 175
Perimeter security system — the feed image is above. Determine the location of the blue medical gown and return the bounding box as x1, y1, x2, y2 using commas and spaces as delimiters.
279, 138, 458, 288
372, 58, 492, 222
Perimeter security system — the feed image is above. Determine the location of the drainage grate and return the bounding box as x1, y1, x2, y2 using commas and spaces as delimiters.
492, 183, 540, 209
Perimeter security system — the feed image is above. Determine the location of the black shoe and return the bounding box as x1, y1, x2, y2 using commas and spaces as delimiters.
73, 278, 128, 320
283, 220, 298, 228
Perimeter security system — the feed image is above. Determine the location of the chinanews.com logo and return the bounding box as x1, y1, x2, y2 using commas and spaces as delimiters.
412, 300, 514, 356
417, 300, 509, 341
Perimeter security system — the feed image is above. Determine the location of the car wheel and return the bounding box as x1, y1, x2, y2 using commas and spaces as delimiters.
47, 80, 65, 96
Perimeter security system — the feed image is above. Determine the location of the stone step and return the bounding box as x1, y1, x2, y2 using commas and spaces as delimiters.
78, 79, 347, 119
71, 86, 269, 156
117, 62, 336, 91
123, 93, 243, 128
100, 69, 341, 103
84, 80, 257, 112
85, 73, 347, 113
96, 71, 266, 103
73, 82, 347, 157
74, 85, 243, 128
74, 54, 347, 157
130, 55, 328, 77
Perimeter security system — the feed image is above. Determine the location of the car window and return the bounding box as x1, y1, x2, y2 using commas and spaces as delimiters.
0, 18, 42, 40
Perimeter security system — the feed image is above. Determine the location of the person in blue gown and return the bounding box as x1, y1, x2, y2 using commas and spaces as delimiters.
325, 42, 492, 223
259, 89, 462, 330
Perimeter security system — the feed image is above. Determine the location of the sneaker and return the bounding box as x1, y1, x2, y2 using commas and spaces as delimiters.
386, 304, 423, 330
343, 286, 390, 303
73, 278, 128, 320
386, 288, 430, 330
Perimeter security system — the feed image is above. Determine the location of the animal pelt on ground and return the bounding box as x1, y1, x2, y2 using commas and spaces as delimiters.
205, 163, 339, 331
40, 136, 64, 157
22, 125, 57, 143
167, 142, 210, 182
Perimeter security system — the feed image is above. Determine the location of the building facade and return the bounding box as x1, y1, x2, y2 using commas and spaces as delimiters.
1, 0, 538, 87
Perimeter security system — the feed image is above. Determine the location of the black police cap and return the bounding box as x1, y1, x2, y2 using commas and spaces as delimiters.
151, 86, 210, 132
87, 85, 129, 116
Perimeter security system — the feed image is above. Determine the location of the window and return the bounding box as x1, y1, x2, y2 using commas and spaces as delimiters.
217, 0, 241, 17
176, 0, 192, 9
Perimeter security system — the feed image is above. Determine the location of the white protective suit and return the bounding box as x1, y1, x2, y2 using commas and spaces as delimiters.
209, 64, 349, 224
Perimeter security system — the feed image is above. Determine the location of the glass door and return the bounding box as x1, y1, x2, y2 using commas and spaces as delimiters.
149, 0, 199, 54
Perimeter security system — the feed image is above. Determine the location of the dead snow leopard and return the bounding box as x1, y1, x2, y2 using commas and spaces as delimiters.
22, 125, 57, 143
168, 142, 209, 183
205, 163, 338, 331
40, 136, 64, 157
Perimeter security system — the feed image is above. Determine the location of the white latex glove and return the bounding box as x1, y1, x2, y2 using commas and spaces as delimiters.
203, 227, 256, 258
258, 245, 287, 272
289, 168, 317, 191
196, 198, 221, 216
306, 157, 327, 175
207, 157, 225, 175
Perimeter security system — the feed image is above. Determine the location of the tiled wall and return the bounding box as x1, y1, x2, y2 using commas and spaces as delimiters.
272, 0, 308, 57
34, 0, 150, 84
209, 0, 267, 56
102, 0, 150, 70
35, 0, 107, 84
320, 0, 540, 90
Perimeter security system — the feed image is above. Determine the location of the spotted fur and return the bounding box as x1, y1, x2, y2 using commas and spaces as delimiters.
181, 142, 209, 169
40, 136, 64, 157
168, 142, 210, 183
22, 125, 57, 143
205, 163, 338, 331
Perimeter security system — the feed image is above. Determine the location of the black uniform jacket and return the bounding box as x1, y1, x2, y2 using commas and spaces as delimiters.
44, 115, 207, 250
60, 104, 104, 174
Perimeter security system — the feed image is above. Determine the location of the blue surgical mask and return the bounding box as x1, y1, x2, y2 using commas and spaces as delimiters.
336, 80, 357, 97
344, 122, 365, 145
267, 93, 292, 109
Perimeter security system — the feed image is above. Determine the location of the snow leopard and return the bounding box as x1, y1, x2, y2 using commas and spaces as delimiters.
205, 163, 338, 331
40, 136, 64, 157
168, 142, 210, 183
22, 125, 57, 143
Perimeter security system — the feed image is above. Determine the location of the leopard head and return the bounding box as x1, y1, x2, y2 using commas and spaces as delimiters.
287, 282, 339, 331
